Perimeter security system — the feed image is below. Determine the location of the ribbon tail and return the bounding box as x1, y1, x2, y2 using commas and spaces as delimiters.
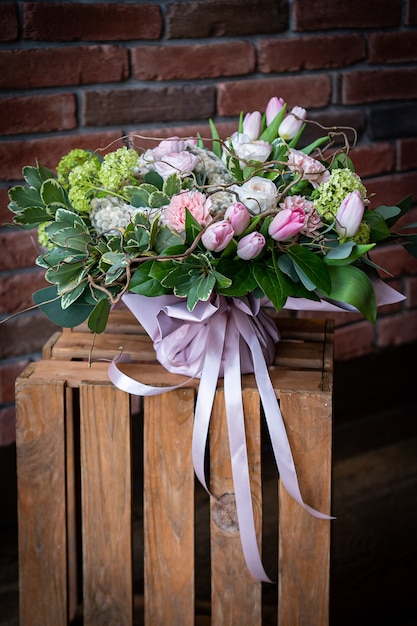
192, 313, 227, 493
223, 321, 273, 583
233, 310, 334, 521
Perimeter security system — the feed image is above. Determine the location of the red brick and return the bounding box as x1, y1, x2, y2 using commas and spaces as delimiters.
369, 244, 417, 280
376, 309, 417, 348
368, 31, 417, 63
299, 109, 366, 149
0, 188, 11, 226
23, 2, 162, 41
166, 0, 288, 38
0, 407, 16, 446
82, 85, 216, 127
406, 0, 417, 24
0, 94, 76, 136
0, 269, 49, 315
132, 42, 255, 80
398, 138, 417, 172
0, 230, 40, 271
342, 69, 417, 105
405, 276, 417, 308
364, 172, 417, 208
217, 76, 332, 116
0, 360, 30, 404
294, 0, 401, 30
0, 311, 58, 359
0, 46, 129, 90
258, 34, 365, 72
0, 133, 126, 181
350, 143, 395, 179
0, 2, 18, 41
333, 321, 375, 361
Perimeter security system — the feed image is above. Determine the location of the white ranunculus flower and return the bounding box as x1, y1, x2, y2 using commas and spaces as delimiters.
231, 176, 278, 214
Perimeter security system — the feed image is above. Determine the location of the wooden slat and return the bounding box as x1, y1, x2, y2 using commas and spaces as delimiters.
80, 382, 133, 626
278, 390, 332, 626
210, 389, 262, 626
143, 389, 195, 626
65, 387, 80, 621
15, 377, 68, 626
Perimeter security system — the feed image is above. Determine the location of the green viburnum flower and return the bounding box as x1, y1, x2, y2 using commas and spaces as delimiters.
37, 222, 55, 250
57, 149, 100, 189
67, 159, 101, 213
353, 221, 371, 245
98, 147, 139, 192
313, 168, 367, 222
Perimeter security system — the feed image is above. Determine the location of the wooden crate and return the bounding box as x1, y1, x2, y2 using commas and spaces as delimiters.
16, 309, 334, 626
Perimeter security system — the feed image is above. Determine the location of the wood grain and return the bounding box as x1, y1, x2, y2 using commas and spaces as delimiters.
278, 390, 332, 626
80, 381, 133, 626
143, 389, 195, 626
210, 389, 262, 626
15, 377, 68, 626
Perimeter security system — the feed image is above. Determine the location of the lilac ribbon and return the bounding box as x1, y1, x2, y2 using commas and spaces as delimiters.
108, 293, 334, 582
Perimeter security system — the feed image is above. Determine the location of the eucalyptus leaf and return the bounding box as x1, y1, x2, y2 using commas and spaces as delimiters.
324, 243, 375, 266
88, 298, 111, 333
33, 286, 94, 327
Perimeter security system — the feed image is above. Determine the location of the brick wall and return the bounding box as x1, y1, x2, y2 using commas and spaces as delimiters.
1, 0, 417, 443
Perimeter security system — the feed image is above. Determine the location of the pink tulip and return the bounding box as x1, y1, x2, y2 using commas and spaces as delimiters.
268, 207, 305, 241
265, 97, 285, 126
224, 202, 251, 235
243, 111, 262, 140
335, 190, 365, 238
278, 106, 307, 141
201, 220, 235, 252
237, 232, 266, 260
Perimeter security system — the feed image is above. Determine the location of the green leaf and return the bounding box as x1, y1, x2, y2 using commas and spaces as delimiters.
8, 185, 42, 210
209, 119, 222, 158
184, 208, 203, 245
324, 243, 375, 266
363, 209, 392, 242
12, 206, 51, 227
154, 226, 185, 255
163, 174, 182, 197
301, 135, 330, 156
374, 205, 401, 222
216, 259, 258, 296
323, 265, 377, 323
40, 179, 70, 207
33, 286, 94, 327
384, 194, 413, 228
287, 245, 331, 294
253, 261, 290, 310
61, 280, 88, 309
144, 171, 164, 190
45, 262, 87, 293
259, 104, 287, 143
129, 261, 169, 297
88, 298, 111, 333
148, 190, 170, 208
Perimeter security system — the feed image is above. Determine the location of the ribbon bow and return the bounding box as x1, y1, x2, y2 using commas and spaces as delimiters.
108, 293, 332, 582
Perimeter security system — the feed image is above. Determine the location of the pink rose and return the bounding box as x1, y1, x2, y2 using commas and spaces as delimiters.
237, 232, 266, 260
278, 106, 307, 141
201, 220, 235, 252
224, 202, 251, 235
336, 190, 365, 238
268, 207, 305, 241
153, 137, 187, 159
160, 190, 212, 233
279, 195, 322, 236
154, 150, 200, 179
287, 149, 330, 188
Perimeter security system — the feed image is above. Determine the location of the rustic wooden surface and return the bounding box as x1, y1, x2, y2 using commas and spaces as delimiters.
143, 389, 195, 626
15, 377, 68, 626
80, 382, 132, 626
14, 309, 334, 625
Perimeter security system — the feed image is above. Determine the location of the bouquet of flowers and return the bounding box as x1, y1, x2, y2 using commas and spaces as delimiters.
7, 97, 416, 333
7, 98, 417, 582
